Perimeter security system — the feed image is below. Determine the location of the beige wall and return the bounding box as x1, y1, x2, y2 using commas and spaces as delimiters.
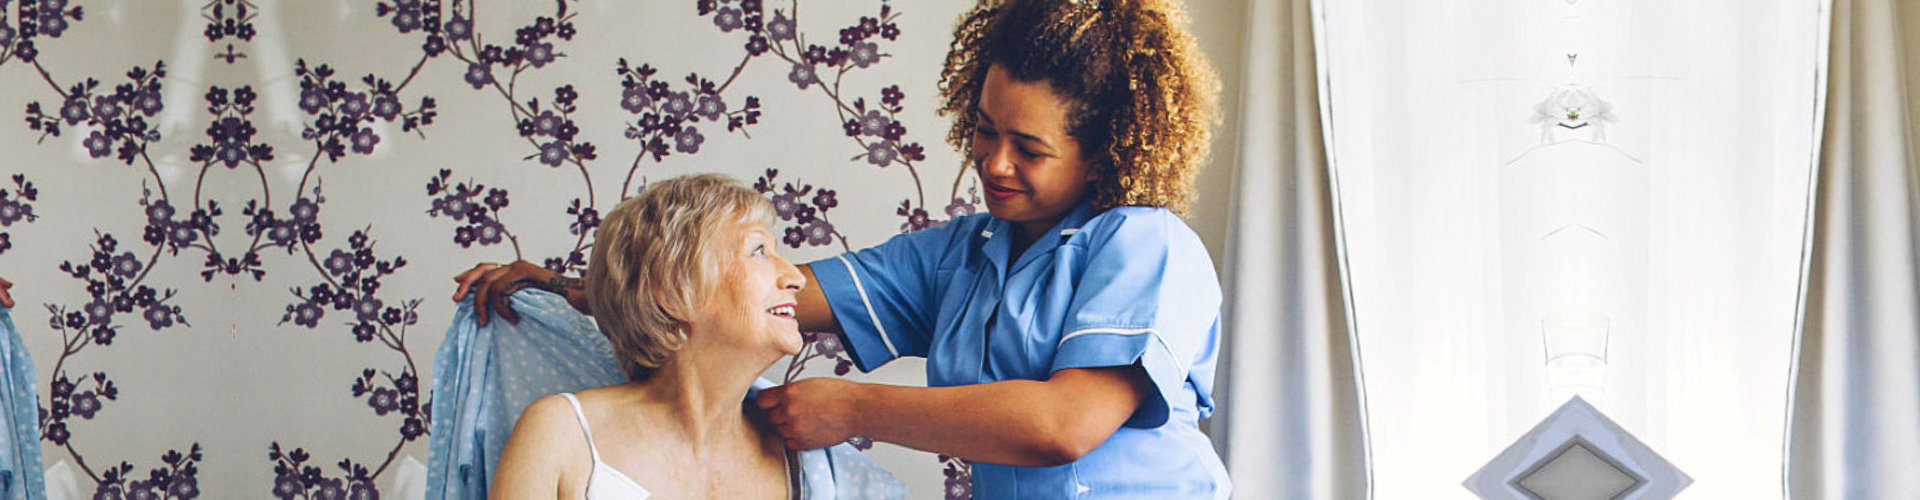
1184, 0, 1251, 273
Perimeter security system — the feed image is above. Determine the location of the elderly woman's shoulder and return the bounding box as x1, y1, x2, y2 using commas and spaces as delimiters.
514, 393, 590, 442
496, 392, 595, 484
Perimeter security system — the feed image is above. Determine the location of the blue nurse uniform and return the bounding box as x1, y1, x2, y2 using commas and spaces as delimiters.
808, 201, 1231, 499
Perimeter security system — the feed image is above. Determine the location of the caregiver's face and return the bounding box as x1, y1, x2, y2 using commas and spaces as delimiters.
971, 64, 1096, 235
704, 219, 806, 355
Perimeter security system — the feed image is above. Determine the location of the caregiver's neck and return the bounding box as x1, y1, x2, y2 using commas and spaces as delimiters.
1011, 215, 1067, 258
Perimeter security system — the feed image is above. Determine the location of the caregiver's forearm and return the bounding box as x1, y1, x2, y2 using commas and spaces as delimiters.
851, 366, 1147, 467
529, 273, 591, 314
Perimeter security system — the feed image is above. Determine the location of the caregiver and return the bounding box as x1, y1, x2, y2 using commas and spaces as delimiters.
457, 0, 1228, 497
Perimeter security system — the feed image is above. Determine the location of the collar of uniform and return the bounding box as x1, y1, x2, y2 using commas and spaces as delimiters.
979, 200, 1098, 278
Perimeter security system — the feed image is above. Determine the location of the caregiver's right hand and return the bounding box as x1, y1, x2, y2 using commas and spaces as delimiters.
451, 260, 553, 326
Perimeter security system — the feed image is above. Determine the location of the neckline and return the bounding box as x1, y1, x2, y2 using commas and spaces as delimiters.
981, 200, 1099, 278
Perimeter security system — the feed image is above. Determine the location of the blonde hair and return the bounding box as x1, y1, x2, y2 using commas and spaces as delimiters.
939, 0, 1221, 215
585, 173, 775, 379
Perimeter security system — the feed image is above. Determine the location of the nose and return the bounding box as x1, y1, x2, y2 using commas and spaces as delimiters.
976, 136, 1016, 179
776, 254, 805, 292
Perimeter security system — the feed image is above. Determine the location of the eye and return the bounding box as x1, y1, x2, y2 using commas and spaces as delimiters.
751, 244, 767, 257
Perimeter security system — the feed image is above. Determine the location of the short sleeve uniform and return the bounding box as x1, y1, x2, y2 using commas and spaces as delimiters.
808, 201, 1230, 499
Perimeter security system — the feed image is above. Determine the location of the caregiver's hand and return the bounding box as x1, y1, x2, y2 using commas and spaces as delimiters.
0, 277, 13, 309
757, 377, 863, 451
451, 261, 560, 326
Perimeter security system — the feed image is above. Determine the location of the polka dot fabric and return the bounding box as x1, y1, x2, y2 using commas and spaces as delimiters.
0, 309, 45, 500
424, 290, 624, 500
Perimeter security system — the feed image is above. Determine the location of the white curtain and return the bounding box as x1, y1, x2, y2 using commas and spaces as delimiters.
1316, 0, 1825, 498
1211, 0, 1370, 498
1785, 0, 1920, 497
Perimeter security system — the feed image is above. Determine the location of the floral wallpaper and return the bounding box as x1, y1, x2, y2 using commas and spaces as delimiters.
0, 0, 986, 497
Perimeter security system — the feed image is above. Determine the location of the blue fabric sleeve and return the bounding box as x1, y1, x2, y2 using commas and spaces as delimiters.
806, 221, 965, 372
0, 309, 45, 500
425, 290, 625, 500
1048, 209, 1224, 429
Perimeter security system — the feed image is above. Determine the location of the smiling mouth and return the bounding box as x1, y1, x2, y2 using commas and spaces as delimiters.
766, 304, 796, 319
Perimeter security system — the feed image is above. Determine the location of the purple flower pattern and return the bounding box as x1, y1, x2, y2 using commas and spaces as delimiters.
202, 0, 259, 63
0, 175, 39, 255
294, 60, 438, 163
0, 0, 84, 64
22, 63, 167, 165
4, 0, 983, 496
277, 223, 429, 489
87, 446, 204, 500
425, 169, 522, 253
754, 168, 849, 251
269, 443, 387, 500
36, 226, 199, 490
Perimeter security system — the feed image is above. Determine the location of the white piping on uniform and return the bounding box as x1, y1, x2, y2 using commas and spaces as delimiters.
836, 255, 899, 358
1060, 327, 1157, 342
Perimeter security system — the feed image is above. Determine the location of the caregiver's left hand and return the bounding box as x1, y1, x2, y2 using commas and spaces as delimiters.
758, 377, 862, 450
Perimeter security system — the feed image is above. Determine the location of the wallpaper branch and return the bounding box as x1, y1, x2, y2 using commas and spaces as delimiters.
0, 0, 983, 497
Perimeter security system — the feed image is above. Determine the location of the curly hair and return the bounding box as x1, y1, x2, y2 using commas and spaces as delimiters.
939, 0, 1221, 216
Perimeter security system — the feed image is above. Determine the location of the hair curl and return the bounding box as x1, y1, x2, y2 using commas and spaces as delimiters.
939, 0, 1221, 216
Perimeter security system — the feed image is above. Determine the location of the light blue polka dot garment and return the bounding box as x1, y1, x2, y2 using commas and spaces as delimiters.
0, 308, 47, 500
424, 290, 907, 500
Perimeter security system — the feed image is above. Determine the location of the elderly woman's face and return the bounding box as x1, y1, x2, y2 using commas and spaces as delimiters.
971, 64, 1096, 231
700, 219, 807, 356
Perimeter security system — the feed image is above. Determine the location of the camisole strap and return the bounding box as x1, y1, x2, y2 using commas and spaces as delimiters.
558, 393, 604, 462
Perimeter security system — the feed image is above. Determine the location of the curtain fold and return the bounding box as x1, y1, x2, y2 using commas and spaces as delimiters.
1316, 0, 1820, 496
1786, 0, 1920, 497
1210, 0, 1370, 497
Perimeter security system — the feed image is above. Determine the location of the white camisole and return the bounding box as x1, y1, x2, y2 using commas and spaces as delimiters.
560, 393, 652, 500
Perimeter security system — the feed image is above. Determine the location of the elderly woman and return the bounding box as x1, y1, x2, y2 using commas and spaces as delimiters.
488, 174, 811, 499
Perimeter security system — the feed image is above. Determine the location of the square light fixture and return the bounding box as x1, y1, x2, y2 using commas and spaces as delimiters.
1465, 397, 1690, 500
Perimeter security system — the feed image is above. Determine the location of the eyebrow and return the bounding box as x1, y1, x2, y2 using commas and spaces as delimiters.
975, 109, 1059, 155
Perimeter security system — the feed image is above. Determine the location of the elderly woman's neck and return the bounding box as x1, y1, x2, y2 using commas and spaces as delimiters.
633, 348, 779, 443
